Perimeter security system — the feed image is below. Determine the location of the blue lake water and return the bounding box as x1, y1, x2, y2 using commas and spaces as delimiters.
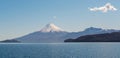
0, 43, 120, 58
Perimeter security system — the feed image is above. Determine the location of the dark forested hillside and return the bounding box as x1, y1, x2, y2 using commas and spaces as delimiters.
0, 39, 20, 43
64, 32, 120, 42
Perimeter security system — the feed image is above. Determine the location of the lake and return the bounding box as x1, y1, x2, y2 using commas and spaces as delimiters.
0, 43, 120, 58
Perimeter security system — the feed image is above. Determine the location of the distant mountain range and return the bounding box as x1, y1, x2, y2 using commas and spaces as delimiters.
1, 23, 120, 43
64, 32, 120, 42
63, 27, 119, 39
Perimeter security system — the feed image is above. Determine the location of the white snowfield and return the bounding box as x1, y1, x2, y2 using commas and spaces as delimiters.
40, 23, 63, 32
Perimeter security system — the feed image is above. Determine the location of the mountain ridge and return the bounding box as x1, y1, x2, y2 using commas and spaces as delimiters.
1, 23, 120, 43
64, 32, 120, 42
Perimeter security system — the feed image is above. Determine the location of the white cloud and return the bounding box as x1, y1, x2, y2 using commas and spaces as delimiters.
89, 3, 117, 13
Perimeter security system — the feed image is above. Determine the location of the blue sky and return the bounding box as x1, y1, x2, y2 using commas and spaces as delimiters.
0, 0, 120, 40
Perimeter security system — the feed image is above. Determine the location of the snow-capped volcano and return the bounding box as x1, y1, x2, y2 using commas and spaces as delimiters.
13, 23, 68, 43
40, 23, 64, 32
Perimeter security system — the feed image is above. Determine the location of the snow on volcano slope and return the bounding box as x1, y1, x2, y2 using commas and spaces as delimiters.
40, 23, 64, 32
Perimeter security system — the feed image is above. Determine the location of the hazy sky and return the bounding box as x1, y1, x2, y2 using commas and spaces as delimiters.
0, 0, 120, 40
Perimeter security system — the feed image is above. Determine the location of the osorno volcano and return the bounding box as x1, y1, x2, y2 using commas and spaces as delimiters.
16, 23, 68, 43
